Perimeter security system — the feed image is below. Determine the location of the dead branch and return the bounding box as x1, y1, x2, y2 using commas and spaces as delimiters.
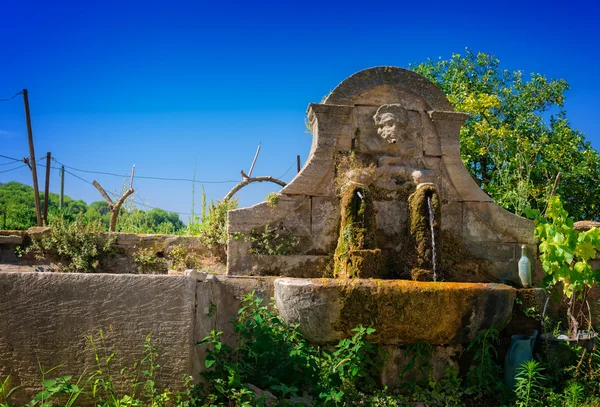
224, 176, 286, 201
93, 165, 135, 232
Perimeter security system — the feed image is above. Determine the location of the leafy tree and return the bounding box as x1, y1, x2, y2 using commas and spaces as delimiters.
412, 50, 600, 220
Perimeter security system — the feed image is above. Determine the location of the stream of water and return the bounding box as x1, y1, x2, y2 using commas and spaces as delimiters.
427, 195, 437, 282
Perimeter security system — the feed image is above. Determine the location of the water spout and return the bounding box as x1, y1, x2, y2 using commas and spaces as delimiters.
427, 195, 437, 282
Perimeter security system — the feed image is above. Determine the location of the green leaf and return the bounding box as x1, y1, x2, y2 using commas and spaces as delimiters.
577, 242, 596, 261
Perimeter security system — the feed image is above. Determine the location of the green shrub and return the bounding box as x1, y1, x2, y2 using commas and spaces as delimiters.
196, 198, 238, 262
196, 291, 382, 406
26, 214, 116, 272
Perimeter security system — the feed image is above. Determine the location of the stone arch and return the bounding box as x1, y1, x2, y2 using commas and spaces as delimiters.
324, 66, 454, 111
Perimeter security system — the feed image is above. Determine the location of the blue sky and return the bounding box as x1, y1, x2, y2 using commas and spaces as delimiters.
1, 0, 599, 222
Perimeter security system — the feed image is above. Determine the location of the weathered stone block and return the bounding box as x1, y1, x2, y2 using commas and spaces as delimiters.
309, 196, 339, 253
227, 195, 311, 235
227, 254, 328, 277
441, 202, 463, 237
464, 203, 535, 244
374, 201, 408, 237
0, 234, 23, 245
0, 272, 197, 405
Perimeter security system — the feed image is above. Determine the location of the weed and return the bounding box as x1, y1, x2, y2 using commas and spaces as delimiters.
265, 192, 279, 208
167, 245, 201, 271
132, 247, 164, 274
465, 326, 506, 399
247, 224, 299, 255
514, 360, 545, 407
196, 291, 381, 406
195, 199, 238, 262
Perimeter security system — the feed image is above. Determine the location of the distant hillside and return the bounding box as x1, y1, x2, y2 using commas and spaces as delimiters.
0, 181, 184, 232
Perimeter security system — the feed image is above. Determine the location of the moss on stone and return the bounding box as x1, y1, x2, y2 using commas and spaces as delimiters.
327, 278, 514, 344
408, 185, 441, 281
333, 185, 381, 278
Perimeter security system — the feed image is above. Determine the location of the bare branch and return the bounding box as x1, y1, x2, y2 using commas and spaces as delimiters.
93, 181, 115, 209
224, 176, 286, 201
93, 166, 135, 232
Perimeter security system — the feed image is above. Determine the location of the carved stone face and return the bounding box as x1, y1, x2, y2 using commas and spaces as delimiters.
373, 104, 409, 144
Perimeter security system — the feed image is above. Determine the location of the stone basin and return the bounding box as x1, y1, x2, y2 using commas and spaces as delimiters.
275, 278, 517, 345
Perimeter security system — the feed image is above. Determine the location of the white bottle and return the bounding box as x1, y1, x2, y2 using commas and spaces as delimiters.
518, 245, 532, 288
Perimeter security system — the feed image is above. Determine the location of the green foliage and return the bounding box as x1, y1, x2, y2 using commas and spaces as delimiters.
26, 214, 116, 272
247, 224, 299, 255
132, 247, 167, 274
0, 332, 197, 407
400, 341, 433, 386
465, 326, 506, 399
0, 375, 20, 407
514, 360, 546, 407
192, 198, 238, 262
167, 245, 202, 271
411, 368, 466, 407
0, 181, 185, 234
527, 195, 600, 336
265, 192, 279, 208
197, 291, 382, 406
412, 49, 600, 220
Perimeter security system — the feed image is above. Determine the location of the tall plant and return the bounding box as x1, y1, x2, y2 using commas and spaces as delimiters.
528, 196, 600, 337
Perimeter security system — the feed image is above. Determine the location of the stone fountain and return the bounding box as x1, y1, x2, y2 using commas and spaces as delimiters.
226, 67, 537, 346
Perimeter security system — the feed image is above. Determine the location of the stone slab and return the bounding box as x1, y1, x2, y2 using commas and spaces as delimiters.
227, 254, 329, 277
0, 272, 197, 405
0, 235, 23, 245
227, 195, 311, 235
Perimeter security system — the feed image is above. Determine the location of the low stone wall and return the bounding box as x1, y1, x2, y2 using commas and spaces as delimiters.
0, 271, 274, 405
0, 229, 214, 274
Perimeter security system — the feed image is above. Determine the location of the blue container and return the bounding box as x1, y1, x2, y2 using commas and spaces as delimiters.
504, 330, 538, 390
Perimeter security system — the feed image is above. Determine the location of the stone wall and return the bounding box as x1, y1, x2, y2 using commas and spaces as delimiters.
0, 271, 275, 405
0, 228, 214, 274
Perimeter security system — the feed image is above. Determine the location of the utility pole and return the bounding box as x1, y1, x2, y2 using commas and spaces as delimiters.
297, 155, 301, 173
22, 89, 42, 226
59, 165, 65, 209
43, 152, 51, 224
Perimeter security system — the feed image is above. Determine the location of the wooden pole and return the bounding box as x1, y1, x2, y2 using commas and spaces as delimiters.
297, 155, 301, 173
248, 142, 261, 177
43, 152, 51, 224
59, 165, 65, 209
22, 89, 42, 226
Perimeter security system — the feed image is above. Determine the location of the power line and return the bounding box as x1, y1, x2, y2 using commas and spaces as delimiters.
277, 161, 296, 180
61, 169, 191, 216
0, 164, 27, 174
53, 159, 238, 184
0, 154, 21, 162
0, 91, 22, 102
0, 161, 21, 167
63, 169, 96, 187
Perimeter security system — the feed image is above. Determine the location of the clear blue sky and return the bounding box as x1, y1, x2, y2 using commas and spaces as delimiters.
1, 0, 599, 222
